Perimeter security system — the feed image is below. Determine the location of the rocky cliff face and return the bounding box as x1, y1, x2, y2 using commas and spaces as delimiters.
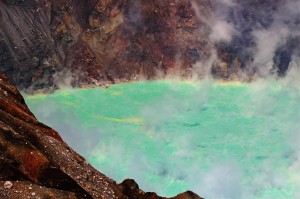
48, 0, 213, 86
0, 72, 203, 198
0, 0, 60, 90
0, 0, 211, 90
1, 0, 297, 90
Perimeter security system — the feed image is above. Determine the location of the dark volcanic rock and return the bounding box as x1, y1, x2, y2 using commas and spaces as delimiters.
118, 179, 204, 199
0, 0, 61, 90
0, 73, 204, 198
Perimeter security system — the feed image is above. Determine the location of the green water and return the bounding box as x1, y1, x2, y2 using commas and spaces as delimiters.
24, 79, 300, 199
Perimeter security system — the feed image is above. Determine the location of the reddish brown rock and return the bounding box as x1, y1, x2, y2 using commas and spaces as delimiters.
1, 0, 212, 89
50, 0, 212, 86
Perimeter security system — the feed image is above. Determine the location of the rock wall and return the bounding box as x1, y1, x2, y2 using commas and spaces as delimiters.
0, 0, 211, 89
1, 0, 298, 90
44, 0, 213, 87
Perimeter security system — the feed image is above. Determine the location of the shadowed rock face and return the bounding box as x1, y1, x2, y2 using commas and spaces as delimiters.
0, 0, 61, 90
0, 73, 204, 198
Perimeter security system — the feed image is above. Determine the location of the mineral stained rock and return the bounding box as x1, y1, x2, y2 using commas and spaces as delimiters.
0, 73, 204, 198
1, 0, 294, 90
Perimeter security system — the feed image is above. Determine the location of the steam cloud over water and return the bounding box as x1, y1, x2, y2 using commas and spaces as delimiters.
189, 0, 300, 79
24, 69, 300, 199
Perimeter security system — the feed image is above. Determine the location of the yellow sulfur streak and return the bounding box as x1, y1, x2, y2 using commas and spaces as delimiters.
92, 115, 144, 125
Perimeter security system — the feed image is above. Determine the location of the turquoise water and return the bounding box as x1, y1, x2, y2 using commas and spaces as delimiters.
24, 79, 300, 199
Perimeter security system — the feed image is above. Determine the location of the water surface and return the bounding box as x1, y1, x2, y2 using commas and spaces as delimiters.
24, 79, 300, 199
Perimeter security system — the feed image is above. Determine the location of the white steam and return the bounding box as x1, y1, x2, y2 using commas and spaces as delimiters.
252, 27, 289, 76
210, 20, 236, 43
190, 0, 300, 78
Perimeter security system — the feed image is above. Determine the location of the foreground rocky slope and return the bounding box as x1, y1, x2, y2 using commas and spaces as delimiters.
0, 73, 203, 198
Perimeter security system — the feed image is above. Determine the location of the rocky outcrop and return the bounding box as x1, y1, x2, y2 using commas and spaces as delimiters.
0, 73, 204, 198
118, 179, 203, 199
